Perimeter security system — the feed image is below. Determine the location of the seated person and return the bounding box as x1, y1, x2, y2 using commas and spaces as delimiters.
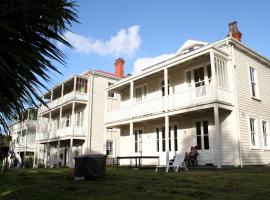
189, 146, 198, 166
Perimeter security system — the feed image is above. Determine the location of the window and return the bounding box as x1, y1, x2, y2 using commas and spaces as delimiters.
196, 120, 210, 150
162, 127, 165, 152
134, 130, 142, 153
249, 118, 259, 148
106, 140, 113, 156
262, 121, 268, 147
108, 82, 115, 98
76, 77, 88, 93
135, 85, 147, 103
28, 109, 37, 120
161, 80, 170, 96
249, 67, 258, 98
207, 64, 212, 84
203, 121, 209, 150
196, 122, 202, 150
186, 71, 192, 88
75, 111, 84, 127
174, 125, 178, 151
169, 126, 171, 151
64, 115, 71, 127
156, 128, 159, 152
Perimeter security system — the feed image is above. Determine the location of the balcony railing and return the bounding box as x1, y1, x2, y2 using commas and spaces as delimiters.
105, 85, 234, 123
36, 126, 86, 141
40, 92, 88, 113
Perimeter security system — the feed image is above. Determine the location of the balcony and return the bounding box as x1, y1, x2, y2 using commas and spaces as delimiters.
36, 126, 86, 142
105, 85, 234, 124
40, 92, 88, 113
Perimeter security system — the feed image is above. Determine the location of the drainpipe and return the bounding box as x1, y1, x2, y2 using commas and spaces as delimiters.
87, 72, 95, 154
229, 40, 243, 168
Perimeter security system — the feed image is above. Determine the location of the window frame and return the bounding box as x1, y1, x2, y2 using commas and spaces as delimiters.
248, 117, 260, 149
106, 140, 113, 156
107, 82, 116, 99
261, 120, 270, 150
248, 66, 260, 99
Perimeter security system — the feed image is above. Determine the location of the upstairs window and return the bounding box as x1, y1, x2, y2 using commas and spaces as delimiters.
108, 82, 115, 98
249, 67, 259, 98
161, 80, 170, 96
76, 111, 84, 127
76, 77, 88, 93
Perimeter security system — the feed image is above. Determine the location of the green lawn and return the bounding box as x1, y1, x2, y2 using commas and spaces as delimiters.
1, 167, 270, 200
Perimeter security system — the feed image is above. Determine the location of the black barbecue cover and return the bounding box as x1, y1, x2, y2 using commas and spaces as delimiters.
74, 154, 107, 178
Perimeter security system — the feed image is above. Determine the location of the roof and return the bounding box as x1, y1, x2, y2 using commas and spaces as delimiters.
94, 70, 118, 77
176, 39, 208, 55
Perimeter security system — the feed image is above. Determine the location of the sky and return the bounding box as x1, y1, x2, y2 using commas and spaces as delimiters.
47, 0, 270, 88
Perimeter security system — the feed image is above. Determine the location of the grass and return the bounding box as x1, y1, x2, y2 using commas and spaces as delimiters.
1, 167, 270, 200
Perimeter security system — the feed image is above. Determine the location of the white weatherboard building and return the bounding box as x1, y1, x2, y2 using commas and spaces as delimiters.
9, 109, 38, 167
36, 66, 123, 167
105, 22, 270, 168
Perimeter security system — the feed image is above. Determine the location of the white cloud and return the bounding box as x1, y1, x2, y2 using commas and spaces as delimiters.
132, 53, 174, 74
63, 25, 141, 57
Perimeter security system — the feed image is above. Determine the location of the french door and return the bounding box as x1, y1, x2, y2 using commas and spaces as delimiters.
194, 67, 206, 96
195, 120, 212, 164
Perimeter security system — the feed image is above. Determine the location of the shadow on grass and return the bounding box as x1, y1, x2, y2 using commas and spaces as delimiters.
1, 167, 270, 200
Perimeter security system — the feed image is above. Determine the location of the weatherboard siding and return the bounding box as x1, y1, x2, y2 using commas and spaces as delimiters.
234, 48, 270, 165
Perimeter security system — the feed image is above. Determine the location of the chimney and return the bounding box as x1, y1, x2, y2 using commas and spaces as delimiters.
114, 58, 125, 78
228, 21, 242, 42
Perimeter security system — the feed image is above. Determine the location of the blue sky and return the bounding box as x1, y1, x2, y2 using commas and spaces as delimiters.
48, 0, 270, 87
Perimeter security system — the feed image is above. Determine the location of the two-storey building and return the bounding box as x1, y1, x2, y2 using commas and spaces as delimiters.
9, 108, 38, 167
36, 61, 124, 167
105, 22, 270, 168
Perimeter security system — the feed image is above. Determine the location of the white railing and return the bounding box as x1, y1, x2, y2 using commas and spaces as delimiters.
40, 92, 88, 112
36, 126, 86, 141
105, 85, 234, 123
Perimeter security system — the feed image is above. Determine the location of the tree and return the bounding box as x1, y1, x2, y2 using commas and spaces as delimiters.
0, 0, 78, 130
0, 134, 12, 174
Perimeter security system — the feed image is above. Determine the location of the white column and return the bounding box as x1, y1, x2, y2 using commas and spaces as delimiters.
73, 76, 77, 93
164, 68, 168, 111
59, 106, 62, 129
130, 81, 134, 105
210, 50, 217, 97
129, 122, 134, 165
72, 102, 75, 132
45, 142, 49, 168
214, 106, 221, 168
69, 138, 73, 167
57, 140, 60, 167
165, 115, 170, 165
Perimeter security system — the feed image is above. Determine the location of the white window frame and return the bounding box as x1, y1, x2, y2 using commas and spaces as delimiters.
248, 117, 260, 149
108, 82, 116, 99
160, 76, 172, 96
75, 110, 84, 127
134, 84, 147, 104
261, 120, 270, 150
248, 66, 260, 99
106, 140, 113, 156
155, 122, 179, 153
184, 62, 211, 90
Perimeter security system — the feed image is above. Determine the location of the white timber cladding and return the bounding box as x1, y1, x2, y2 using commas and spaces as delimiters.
35, 71, 121, 168
234, 47, 270, 165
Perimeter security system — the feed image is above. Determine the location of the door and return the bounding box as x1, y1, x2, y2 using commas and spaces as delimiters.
194, 67, 206, 96
195, 120, 212, 164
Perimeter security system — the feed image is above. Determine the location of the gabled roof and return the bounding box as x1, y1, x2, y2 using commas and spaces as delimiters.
176, 39, 208, 55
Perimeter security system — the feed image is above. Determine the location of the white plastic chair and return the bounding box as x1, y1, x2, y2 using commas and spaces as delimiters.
165, 154, 185, 173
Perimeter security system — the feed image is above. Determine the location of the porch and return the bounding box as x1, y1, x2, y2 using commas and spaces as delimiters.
109, 104, 238, 168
